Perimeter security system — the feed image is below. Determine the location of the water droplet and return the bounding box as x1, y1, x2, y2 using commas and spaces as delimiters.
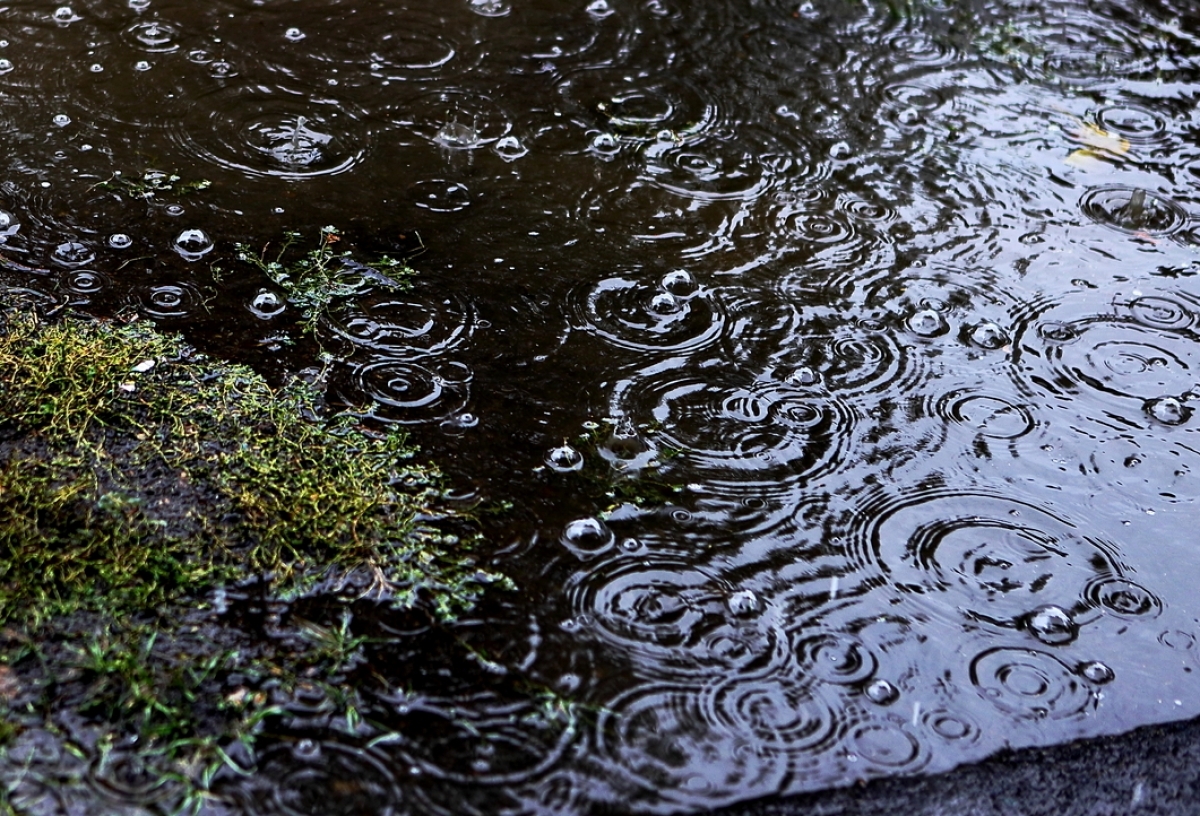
786, 367, 820, 387
0, 59, 13, 75
969, 321, 1009, 350
1087, 576, 1162, 617
1146, 396, 1191, 426
52, 114, 71, 128
866, 679, 900, 705
1024, 605, 1078, 646
561, 517, 615, 557
590, 132, 619, 155
52, 241, 94, 268
494, 135, 527, 161
725, 589, 762, 618
173, 228, 213, 260
545, 443, 584, 472
62, 269, 107, 296
1038, 321, 1078, 343
441, 412, 479, 432
0, 210, 18, 235
648, 292, 683, 315
249, 289, 285, 319
907, 308, 948, 337
468, 0, 511, 16
798, 634, 877, 684
1080, 186, 1186, 235
435, 115, 481, 149
284, 27, 305, 42
829, 140, 853, 160
661, 270, 698, 297
1078, 661, 1114, 684
107, 233, 132, 249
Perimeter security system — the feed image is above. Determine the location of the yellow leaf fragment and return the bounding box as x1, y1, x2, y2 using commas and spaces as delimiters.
1066, 122, 1131, 157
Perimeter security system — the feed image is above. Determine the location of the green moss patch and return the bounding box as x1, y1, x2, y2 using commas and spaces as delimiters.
0, 301, 506, 628
0, 292, 516, 809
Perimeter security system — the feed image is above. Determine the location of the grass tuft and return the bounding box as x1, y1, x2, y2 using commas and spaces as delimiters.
0, 301, 504, 628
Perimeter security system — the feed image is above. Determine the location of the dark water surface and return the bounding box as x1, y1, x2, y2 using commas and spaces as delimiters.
5, 0, 1200, 812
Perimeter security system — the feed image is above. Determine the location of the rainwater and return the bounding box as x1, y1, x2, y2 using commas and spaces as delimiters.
4, 0, 1200, 812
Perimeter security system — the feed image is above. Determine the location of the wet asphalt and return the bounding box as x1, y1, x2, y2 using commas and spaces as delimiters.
708, 715, 1200, 816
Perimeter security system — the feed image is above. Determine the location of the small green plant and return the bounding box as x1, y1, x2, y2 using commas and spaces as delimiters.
236, 226, 413, 336
91, 170, 212, 200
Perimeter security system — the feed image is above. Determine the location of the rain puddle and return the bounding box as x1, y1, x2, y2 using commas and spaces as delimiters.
4, 0, 1200, 812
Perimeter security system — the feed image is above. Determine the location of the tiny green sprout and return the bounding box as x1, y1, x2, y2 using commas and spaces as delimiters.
236, 227, 415, 338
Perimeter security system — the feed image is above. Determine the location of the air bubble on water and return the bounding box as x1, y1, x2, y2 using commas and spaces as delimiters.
865, 679, 900, 706
561, 517, 614, 555
1078, 661, 1115, 684
107, 233, 132, 249
907, 308, 948, 337
284, 27, 305, 42
545, 443, 584, 472
165, 204, 185, 217
469, 0, 512, 16
89, 63, 104, 73
787, 367, 820, 387
970, 321, 1009, 350
1024, 604, 1078, 645
128, 0, 150, 9
587, 0, 614, 17
249, 289, 285, 319
590, 132, 619, 155
134, 60, 151, 72
442, 413, 479, 431
830, 140, 853, 160
494, 135, 527, 161
0, 210, 18, 236
661, 269, 698, 297
1146, 396, 1191, 426
53, 6, 79, 23
173, 228, 213, 260
725, 589, 762, 618
0, 59, 13, 75
52, 241, 95, 268
648, 292, 683, 315
52, 114, 71, 128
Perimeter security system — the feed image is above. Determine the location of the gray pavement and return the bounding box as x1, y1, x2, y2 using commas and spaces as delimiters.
708, 716, 1200, 816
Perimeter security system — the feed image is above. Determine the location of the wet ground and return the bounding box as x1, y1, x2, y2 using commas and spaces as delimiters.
4, 0, 1200, 812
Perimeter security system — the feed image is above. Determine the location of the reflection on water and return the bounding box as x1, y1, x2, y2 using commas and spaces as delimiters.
6, 0, 1200, 812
